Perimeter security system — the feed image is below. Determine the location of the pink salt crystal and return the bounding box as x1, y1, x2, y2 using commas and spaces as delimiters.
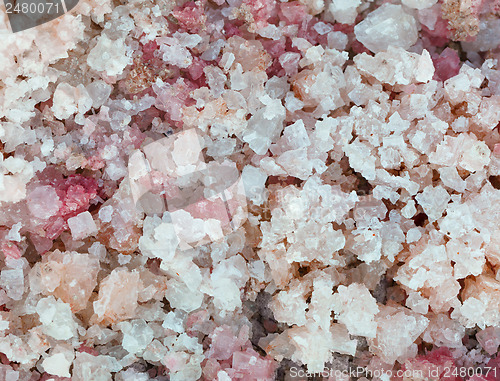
433, 48, 460, 81
494, 143, 500, 156
141, 40, 158, 62
476, 327, 500, 355
188, 57, 209, 82
67, 211, 98, 240
31, 250, 100, 312
421, 12, 450, 48
153, 78, 196, 122
78, 343, 99, 356
0, 242, 21, 260
207, 325, 246, 361
92, 268, 142, 325
400, 347, 460, 381
27, 186, 61, 220
279, 2, 308, 24
29, 234, 53, 255
202, 358, 222, 380
171, 1, 207, 33
243, 0, 277, 29
48, 174, 99, 222
279, 52, 301, 77
230, 348, 276, 380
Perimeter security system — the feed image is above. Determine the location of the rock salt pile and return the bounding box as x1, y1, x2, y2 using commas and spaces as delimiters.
1, 0, 500, 379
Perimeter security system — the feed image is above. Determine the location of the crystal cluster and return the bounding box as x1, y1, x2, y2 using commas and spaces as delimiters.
1, 0, 500, 379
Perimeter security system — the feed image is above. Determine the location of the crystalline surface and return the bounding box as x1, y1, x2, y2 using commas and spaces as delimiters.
2, 0, 500, 378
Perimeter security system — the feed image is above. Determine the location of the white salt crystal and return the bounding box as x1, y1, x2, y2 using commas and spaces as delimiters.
68, 211, 98, 240
86, 80, 112, 109
332, 283, 379, 338
52, 83, 93, 120
36, 296, 78, 340
406, 227, 422, 243
313, 22, 333, 35
52, 83, 78, 120
201, 39, 225, 61
42, 353, 73, 378
73, 352, 122, 381
369, 305, 429, 364
327, 31, 348, 51
0, 268, 24, 300
242, 165, 268, 205
415, 185, 450, 221
328, 0, 361, 24
282, 120, 311, 150
160, 43, 192, 68
402, 0, 437, 10
462, 19, 500, 52
174, 32, 203, 48
354, 4, 418, 53
87, 35, 131, 76
459, 140, 490, 172
406, 291, 429, 314
166, 279, 204, 312
98, 205, 114, 223
162, 311, 185, 333
117, 254, 131, 265
401, 199, 417, 218
5, 222, 22, 242
438, 167, 466, 192
119, 319, 155, 354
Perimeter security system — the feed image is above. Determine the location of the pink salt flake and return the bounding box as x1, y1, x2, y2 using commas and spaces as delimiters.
78, 344, 99, 356
92, 268, 142, 325
243, 0, 277, 28
421, 15, 450, 48
493, 143, 500, 156
27, 185, 61, 220
202, 358, 223, 380
279, 2, 307, 24
207, 326, 242, 361
400, 347, 460, 381
29, 234, 51, 259
67, 211, 98, 240
230, 348, 276, 381
43, 217, 66, 241
433, 48, 460, 81
476, 327, 500, 355
188, 57, 209, 81
171, 1, 207, 32
279, 52, 301, 77
153, 78, 196, 122
141, 40, 159, 62
0, 242, 21, 260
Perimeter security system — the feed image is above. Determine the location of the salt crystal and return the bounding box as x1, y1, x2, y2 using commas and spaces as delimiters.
328, 0, 361, 24
92, 268, 142, 325
42, 352, 73, 378
402, 0, 437, 10
332, 283, 379, 338
354, 4, 418, 53
119, 319, 155, 354
86, 80, 112, 109
415, 185, 450, 222
0, 268, 24, 300
36, 296, 78, 340
87, 35, 131, 76
314, 22, 333, 35
242, 165, 268, 205
68, 211, 98, 240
